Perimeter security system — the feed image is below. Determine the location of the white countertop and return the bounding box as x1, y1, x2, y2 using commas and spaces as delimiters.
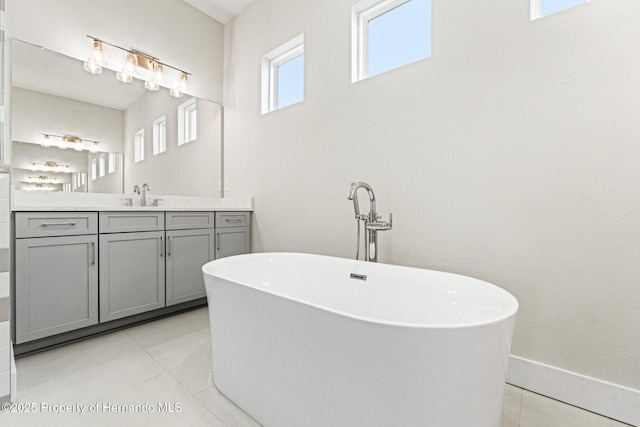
12, 190, 254, 212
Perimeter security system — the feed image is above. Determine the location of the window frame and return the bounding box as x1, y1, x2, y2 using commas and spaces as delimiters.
531, 0, 589, 20
261, 34, 305, 114
134, 129, 145, 162
108, 153, 116, 174
352, 0, 430, 82
98, 154, 106, 178
152, 115, 167, 155
91, 158, 97, 181
178, 98, 197, 146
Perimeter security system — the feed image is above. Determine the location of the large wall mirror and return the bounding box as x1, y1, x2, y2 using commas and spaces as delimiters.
11, 39, 222, 196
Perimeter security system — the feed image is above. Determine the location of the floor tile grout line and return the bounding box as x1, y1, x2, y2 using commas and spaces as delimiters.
512, 384, 633, 427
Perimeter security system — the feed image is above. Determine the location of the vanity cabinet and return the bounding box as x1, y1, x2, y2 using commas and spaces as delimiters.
14, 213, 99, 344
215, 212, 251, 259
13, 209, 251, 349
165, 212, 215, 306
99, 213, 165, 322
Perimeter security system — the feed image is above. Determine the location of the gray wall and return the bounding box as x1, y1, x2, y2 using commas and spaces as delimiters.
223, 0, 640, 389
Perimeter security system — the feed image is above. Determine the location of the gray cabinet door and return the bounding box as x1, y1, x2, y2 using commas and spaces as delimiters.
99, 231, 165, 322
166, 229, 215, 306
215, 226, 251, 259
15, 235, 98, 343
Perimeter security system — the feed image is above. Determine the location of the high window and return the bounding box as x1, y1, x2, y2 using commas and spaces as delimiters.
108, 153, 116, 174
98, 154, 106, 177
178, 98, 197, 145
261, 34, 304, 114
153, 115, 167, 155
531, 0, 588, 19
352, 0, 431, 82
134, 129, 145, 162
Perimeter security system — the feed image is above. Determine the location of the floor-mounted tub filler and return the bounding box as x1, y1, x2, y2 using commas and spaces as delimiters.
203, 253, 518, 427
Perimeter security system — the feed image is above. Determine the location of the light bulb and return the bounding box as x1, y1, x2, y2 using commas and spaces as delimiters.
170, 87, 184, 98
124, 53, 138, 75
83, 58, 103, 74
145, 79, 160, 91
83, 40, 107, 74
116, 71, 133, 83
153, 64, 165, 84
116, 52, 138, 83
179, 73, 189, 90
90, 41, 107, 65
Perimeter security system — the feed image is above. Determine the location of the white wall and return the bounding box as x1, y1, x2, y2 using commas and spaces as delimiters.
12, 88, 124, 154
223, 0, 640, 392
6, 0, 224, 103
125, 93, 222, 197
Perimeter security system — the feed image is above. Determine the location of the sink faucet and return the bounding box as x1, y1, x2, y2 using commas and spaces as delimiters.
141, 183, 151, 207
347, 182, 392, 262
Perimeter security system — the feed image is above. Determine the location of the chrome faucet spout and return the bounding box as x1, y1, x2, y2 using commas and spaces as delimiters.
141, 183, 151, 207
347, 182, 390, 262
348, 181, 376, 220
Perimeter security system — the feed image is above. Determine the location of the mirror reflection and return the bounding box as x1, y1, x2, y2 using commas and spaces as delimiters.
11, 39, 222, 196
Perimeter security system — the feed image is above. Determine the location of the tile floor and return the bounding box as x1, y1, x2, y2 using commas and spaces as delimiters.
0, 307, 632, 427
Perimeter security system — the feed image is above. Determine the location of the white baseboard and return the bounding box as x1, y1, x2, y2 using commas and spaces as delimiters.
507, 355, 639, 426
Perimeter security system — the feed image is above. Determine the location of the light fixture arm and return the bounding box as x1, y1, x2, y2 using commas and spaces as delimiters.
43, 133, 100, 145
86, 35, 191, 77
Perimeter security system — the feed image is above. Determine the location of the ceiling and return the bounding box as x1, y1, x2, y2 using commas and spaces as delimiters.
182, 0, 255, 23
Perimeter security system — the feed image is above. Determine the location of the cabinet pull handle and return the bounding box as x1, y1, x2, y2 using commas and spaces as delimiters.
160, 236, 164, 257
41, 222, 77, 227
168, 236, 172, 256
225, 218, 242, 223
91, 241, 96, 265
216, 232, 220, 251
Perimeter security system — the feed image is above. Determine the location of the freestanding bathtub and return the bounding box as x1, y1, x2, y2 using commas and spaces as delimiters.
203, 252, 518, 427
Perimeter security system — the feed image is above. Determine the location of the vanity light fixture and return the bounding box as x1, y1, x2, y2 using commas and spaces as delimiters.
25, 176, 59, 184
31, 161, 71, 172
83, 35, 191, 98
42, 133, 100, 152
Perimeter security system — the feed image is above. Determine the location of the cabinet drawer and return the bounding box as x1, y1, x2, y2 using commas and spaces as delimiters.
166, 212, 215, 230
215, 212, 250, 228
15, 212, 97, 238
99, 212, 164, 233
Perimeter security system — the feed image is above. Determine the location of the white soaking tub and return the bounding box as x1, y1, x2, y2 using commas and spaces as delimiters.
203, 252, 518, 427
